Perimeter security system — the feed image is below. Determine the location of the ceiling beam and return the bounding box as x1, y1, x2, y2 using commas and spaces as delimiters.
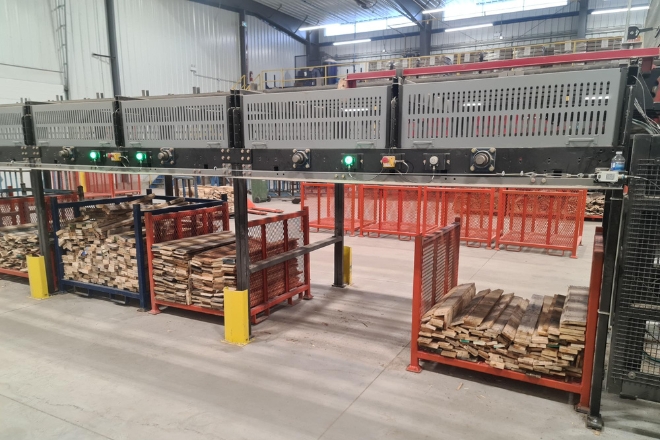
388, 0, 426, 27
190, 0, 307, 44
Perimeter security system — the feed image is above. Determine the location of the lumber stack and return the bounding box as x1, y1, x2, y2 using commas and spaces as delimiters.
0, 224, 40, 272
56, 195, 189, 292
190, 244, 237, 309
197, 186, 234, 213
417, 285, 589, 379
586, 192, 604, 217
151, 232, 235, 305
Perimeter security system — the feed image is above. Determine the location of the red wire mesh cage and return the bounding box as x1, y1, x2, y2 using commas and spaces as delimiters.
301, 183, 361, 235
359, 185, 438, 239
247, 210, 312, 323
0, 193, 78, 278
495, 189, 586, 258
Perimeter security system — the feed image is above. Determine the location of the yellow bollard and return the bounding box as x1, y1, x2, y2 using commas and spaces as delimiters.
26, 255, 49, 299
343, 246, 352, 286
224, 287, 250, 345
78, 172, 87, 192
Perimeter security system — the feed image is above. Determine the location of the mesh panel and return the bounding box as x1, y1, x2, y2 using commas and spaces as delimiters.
0, 194, 77, 230
360, 186, 433, 238
610, 160, 660, 390
445, 188, 495, 246
418, 222, 461, 317
247, 213, 307, 309
301, 183, 359, 233
149, 206, 230, 244
497, 189, 584, 257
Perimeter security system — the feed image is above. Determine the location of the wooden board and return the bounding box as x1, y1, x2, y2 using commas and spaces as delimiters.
560, 286, 589, 328
477, 293, 514, 331
430, 283, 475, 329
547, 294, 567, 336
464, 289, 504, 328
514, 294, 544, 345
501, 298, 529, 342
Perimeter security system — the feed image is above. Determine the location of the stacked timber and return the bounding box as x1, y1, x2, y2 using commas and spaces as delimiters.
151, 232, 235, 305
197, 186, 234, 213
0, 224, 40, 272
417, 285, 589, 379
586, 192, 604, 217
56, 195, 189, 292
190, 244, 237, 309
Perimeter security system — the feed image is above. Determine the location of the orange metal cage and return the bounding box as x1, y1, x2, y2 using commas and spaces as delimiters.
496, 189, 586, 258
408, 223, 604, 410
49, 171, 141, 198
301, 183, 361, 235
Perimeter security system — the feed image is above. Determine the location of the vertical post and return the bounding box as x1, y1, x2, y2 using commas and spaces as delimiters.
577, 0, 589, 40
164, 175, 173, 196
333, 183, 345, 288
233, 174, 250, 293
586, 191, 623, 430
30, 170, 54, 294
104, 0, 121, 96
239, 10, 248, 81
50, 197, 65, 290
133, 204, 148, 311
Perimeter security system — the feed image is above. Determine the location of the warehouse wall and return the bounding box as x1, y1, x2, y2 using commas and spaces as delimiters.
247, 15, 306, 88
319, 0, 650, 62
0, 0, 64, 104
66, 0, 114, 99
113, 0, 241, 96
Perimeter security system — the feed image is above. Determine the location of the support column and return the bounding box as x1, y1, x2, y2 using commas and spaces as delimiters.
30, 170, 55, 294
577, 0, 589, 39
420, 22, 432, 57
586, 190, 623, 430
333, 183, 345, 288
306, 30, 321, 66
239, 10, 248, 81
104, 0, 121, 96
164, 175, 173, 196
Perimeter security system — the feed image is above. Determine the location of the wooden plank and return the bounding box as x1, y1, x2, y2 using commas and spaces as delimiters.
547, 294, 567, 337
477, 293, 514, 331
560, 286, 589, 328
532, 295, 554, 341
431, 283, 475, 329
450, 289, 490, 326
514, 294, 544, 345
486, 296, 523, 337
464, 289, 504, 328
501, 298, 529, 342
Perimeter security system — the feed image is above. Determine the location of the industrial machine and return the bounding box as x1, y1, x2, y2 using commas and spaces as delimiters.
1, 48, 660, 430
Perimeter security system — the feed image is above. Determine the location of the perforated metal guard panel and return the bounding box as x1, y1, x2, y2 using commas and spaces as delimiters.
609, 158, 660, 400
31, 101, 117, 147
120, 96, 230, 149
243, 86, 391, 149
401, 68, 625, 149
0, 105, 25, 147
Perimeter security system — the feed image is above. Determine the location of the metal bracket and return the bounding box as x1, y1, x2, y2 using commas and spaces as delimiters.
470, 148, 496, 172
219, 148, 253, 165
21, 145, 42, 159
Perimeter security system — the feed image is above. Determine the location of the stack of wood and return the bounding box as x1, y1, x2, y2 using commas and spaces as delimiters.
56, 195, 189, 292
190, 244, 237, 309
417, 284, 589, 379
0, 224, 40, 272
197, 186, 234, 213
586, 192, 604, 217
151, 232, 235, 305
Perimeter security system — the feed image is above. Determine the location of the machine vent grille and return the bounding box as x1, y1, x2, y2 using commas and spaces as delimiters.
31, 101, 117, 147
243, 86, 390, 149
0, 107, 24, 146
121, 97, 228, 148
401, 68, 623, 148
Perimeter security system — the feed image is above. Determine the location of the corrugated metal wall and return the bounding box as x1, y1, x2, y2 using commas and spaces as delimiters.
247, 15, 305, 88
113, 0, 240, 96
0, 0, 64, 103
66, 0, 114, 99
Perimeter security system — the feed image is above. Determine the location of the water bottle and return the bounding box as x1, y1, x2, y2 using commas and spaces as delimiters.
611, 151, 625, 171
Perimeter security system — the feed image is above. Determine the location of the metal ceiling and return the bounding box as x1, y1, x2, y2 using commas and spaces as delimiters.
252, 0, 443, 25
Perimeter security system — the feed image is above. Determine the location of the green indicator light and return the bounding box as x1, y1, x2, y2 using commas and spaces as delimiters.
136, 152, 145, 161
343, 155, 354, 166
89, 151, 99, 160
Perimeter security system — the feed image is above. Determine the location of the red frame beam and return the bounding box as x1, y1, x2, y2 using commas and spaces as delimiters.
346, 49, 660, 86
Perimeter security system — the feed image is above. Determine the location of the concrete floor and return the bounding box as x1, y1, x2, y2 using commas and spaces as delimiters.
1, 198, 659, 440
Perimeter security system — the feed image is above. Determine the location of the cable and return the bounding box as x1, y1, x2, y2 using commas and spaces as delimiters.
629, 176, 660, 193
348, 169, 385, 182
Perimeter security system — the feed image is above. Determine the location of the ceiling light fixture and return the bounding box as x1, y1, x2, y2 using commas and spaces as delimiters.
300, 23, 340, 31
333, 38, 372, 46
445, 23, 493, 33
590, 6, 649, 15
423, 8, 445, 14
